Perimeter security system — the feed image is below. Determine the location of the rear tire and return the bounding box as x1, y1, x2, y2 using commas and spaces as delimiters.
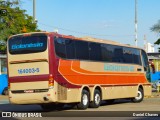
89, 89, 101, 108
77, 89, 89, 110
131, 88, 144, 103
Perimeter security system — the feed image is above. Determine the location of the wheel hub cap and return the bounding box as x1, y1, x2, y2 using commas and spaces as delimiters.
83, 94, 88, 105
95, 94, 100, 105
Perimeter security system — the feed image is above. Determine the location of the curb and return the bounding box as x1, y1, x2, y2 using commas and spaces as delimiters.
0, 100, 9, 104
145, 94, 160, 98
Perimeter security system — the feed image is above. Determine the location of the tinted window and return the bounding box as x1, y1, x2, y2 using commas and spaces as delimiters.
101, 44, 112, 62
141, 50, 150, 81
101, 44, 124, 63
66, 40, 75, 59
123, 47, 133, 63
123, 47, 141, 65
132, 49, 141, 65
54, 38, 66, 58
54, 37, 141, 65
75, 41, 89, 60
112, 47, 124, 62
54, 38, 76, 59
89, 42, 102, 61
141, 50, 149, 69
9, 35, 47, 54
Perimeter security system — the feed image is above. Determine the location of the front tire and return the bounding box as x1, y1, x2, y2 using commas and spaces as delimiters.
89, 89, 101, 108
77, 89, 89, 110
131, 88, 144, 103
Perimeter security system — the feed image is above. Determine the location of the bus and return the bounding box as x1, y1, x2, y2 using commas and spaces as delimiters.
7, 32, 152, 110
0, 54, 8, 95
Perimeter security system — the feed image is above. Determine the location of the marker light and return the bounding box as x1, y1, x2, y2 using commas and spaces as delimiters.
48, 74, 54, 87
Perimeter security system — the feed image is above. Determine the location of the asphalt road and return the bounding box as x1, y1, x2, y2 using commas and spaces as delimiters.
0, 93, 160, 119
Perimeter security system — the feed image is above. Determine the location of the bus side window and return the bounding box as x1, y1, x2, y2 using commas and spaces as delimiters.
66, 39, 75, 59
54, 38, 67, 58
89, 42, 102, 61
75, 41, 89, 60
133, 49, 141, 65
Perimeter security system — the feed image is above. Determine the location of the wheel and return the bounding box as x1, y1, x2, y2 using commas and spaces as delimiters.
131, 88, 144, 103
89, 89, 101, 108
2, 87, 8, 95
77, 89, 89, 110
106, 99, 115, 104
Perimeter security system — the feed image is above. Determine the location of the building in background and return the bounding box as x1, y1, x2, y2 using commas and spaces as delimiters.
148, 52, 160, 71
144, 42, 155, 53
147, 52, 160, 82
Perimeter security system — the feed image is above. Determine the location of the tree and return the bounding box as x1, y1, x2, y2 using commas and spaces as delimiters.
0, 40, 6, 54
151, 20, 160, 35
0, 0, 39, 52
151, 20, 160, 52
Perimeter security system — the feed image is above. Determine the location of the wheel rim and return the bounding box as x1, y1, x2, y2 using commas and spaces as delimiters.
135, 91, 142, 100
95, 93, 100, 105
82, 94, 88, 106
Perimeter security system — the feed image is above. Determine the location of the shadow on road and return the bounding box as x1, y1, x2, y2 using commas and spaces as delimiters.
101, 99, 132, 106
0, 104, 42, 112
0, 99, 132, 112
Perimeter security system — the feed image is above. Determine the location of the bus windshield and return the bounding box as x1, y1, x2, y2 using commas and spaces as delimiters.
8, 34, 47, 54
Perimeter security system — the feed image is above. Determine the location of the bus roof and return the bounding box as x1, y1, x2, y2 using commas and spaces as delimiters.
51, 32, 144, 50
8, 32, 144, 51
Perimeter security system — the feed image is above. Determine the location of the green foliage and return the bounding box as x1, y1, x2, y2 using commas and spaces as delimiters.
151, 20, 160, 52
154, 38, 160, 45
151, 20, 160, 34
0, 44, 6, 53
0, 0, 39, 52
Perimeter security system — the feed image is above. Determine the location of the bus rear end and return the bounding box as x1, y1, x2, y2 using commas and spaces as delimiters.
7, 33, 56, 104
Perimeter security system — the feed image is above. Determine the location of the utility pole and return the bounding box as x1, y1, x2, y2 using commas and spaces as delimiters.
135, 0, 138, 46
144, 35, 148, 52
33, 0, 36, 22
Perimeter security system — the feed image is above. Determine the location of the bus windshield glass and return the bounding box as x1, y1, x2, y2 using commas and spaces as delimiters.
8, 34, 47, 54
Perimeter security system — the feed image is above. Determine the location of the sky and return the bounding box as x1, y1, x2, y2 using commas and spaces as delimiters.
20, 0, 160, 51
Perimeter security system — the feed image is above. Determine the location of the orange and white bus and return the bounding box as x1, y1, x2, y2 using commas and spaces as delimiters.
7, 32, 152, 110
